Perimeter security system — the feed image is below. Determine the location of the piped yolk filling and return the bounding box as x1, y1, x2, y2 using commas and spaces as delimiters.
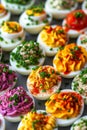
26, 8, 46, 16
0, 4, 5, 14
53, 43, 87, 74
45, 91, 83, 119
40, 26, 67, 48
28, 66, 61, 94
18, 111, 56, 130
2, 22, 22, 33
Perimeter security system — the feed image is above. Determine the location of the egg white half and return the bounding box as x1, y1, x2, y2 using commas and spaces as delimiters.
4, 91, 35, 122
37, 25, 68, 56
19, 12, 52, 34
62, 19, 87, 38
0, 114, 5, 130
10, 45, 45, 75
17, 110, 58, 130
1, 0, 35, 15
0, 28, 25, 51
45, 0, 78, 19
53, 60, 87, 78
70, 116, 87, 130
51, 89, 84, 127
77, 34, 87, 50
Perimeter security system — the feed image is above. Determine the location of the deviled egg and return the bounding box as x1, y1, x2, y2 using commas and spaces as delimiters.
19, 5, 52, 34
45, 0, 78, 19
27, 65, 62, 100
72, 68, 87, 104
18, 110, 58, 130
0, 4, 10, 26
77, 33, 87, 50
53, 43, 87, 78
10, 41, 45, 75
62, 10, 87, 38
37, 25, 68, 56
45, 89, 84, 127
1, 0, 35, 15
0, 86, 35, 122
0, 113, 5, 130
71, 116, 87, 130
0, 21, 25, 51
0, 63, 17, 96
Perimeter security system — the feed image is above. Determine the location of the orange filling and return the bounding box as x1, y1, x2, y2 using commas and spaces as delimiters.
0, 4, 5, 14
45, 91, 83, 119
18, 111, 56, 130
2, 21, 22, 33
28, 66, 61, 95
40, 26, 68, 48
53, 43, 87, 74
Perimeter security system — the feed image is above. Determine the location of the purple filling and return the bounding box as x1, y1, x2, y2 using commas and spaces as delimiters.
0, 64, 17, 92
0, 86, 34, 116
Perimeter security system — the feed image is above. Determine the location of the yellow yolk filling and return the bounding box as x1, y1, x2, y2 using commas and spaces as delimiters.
26, 8, 46, 16
0, 4, 5, 14
53, 43, 87, 74
40, 26, 68, 48
2, 21, 22, 33
45, 92, 83, 119
28, 66, 61, 94
18, 111, 56, 130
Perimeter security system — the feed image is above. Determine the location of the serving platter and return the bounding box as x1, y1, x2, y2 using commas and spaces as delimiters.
0, 0, 87, 130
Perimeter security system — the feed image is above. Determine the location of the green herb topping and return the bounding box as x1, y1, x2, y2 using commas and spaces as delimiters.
11, 41, 44, 69
75, 12, 83, 18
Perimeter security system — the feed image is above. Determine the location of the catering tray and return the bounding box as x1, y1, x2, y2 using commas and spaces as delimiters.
1, 0, 87, 130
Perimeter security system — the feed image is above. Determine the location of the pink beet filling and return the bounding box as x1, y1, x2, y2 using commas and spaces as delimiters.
0, 63, 17, 92
0, 86, 34, 116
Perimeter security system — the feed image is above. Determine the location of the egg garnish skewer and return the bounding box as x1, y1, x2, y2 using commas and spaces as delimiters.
1, 0, 35, 15
0, 113, 5, 130
37, 25, 68, 56
0, 4, 11, 26
17, 110, 58, 130
62, 10, 87, 38
0, 63, 17, 96
72, 68, 87, 104
0, 21, 25, 51
0, 86, 35, 122
71, 116, 87, 130
45, 0, 78, 19
27, 65, 62, 100
10, 41, 45, 75
45, 89, 84, 127
53, 43, 87, 78
19, 5, 52, 34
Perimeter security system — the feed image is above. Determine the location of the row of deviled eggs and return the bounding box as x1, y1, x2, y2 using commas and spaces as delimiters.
0, 0, 87, 130
0, 62, 87, 130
